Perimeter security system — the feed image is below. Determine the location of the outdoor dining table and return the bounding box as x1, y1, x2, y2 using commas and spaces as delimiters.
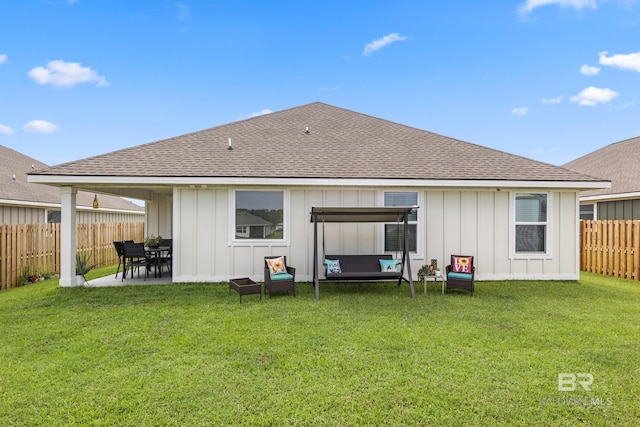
144, 246, 171, 277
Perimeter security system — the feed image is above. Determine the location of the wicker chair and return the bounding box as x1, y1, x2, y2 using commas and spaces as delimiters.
264, 255, 296, 297
446, 255, 475, 295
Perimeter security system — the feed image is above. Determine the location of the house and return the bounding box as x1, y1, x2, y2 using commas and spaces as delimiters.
27, 102, 609, 287
1, 144, 144, 224
563, 136, 640, 220
235, 210, 275, 239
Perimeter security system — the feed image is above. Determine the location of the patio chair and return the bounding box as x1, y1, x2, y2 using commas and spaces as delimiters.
264, 255, 296, 297
113, 241, 125, 278
158, 239, 172, 274
122, 242, 152, 281
446, 255, 475, 295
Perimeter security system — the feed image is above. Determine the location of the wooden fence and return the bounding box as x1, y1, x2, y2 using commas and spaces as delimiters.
580, 220, 640, 281
0, 222, 144, 290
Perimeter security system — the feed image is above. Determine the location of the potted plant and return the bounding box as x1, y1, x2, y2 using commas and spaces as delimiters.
417, 264, 435, 281
144, 234, 162, 248
76, 252, 96, 286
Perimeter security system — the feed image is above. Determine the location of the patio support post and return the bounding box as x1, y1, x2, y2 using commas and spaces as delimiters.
313, 213, 320, 300
404, 213, 416, 299
59, 187, 78, 287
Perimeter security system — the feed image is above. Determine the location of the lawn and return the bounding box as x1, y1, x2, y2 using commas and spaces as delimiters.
0, 269, 638, 426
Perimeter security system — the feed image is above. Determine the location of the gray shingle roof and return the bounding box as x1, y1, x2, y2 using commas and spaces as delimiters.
31, 102, 602, 183
563, 136, 640, 197
1, 145, 143, 211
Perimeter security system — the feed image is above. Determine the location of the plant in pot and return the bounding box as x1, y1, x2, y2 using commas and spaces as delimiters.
417, 264, 435, 281
144, 234, 163, 248
76, 252, 96, 286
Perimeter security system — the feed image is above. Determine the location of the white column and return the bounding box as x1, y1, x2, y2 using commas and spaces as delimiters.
59, 187, 78, 287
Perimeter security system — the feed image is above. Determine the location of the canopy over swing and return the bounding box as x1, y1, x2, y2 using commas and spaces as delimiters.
310, 206, 418, 300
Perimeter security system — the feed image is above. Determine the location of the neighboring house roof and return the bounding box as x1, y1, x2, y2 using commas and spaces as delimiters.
1, 145, 144, 212
29, 102, 606, 187
236, 211, 272, 227
563, 136, 640, 198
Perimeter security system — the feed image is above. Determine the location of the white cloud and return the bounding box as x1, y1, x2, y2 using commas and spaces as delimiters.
28, 60, 108, 88
362, 33, 409, 56
512, 107, 528, 117
580, 64, 600, 75
250, 109, 272, 117
518, 0, 597, 14
175, 2, 191, 22
0, 54, 7, 65
570, 86, 618, 106
23, 120, 59, 133
542, 96, 563, 104
0, 124, 14, 135
598, 51, 640, 72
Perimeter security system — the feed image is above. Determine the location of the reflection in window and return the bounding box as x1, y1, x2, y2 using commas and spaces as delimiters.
47, 210, 61, 223
579, 204, 594, 220
235, 191, 284, 240
515, 193, 547, 253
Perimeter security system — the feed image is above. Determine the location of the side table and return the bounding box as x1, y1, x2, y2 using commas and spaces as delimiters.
229, 277, 262, 303
423, 274, 445, 295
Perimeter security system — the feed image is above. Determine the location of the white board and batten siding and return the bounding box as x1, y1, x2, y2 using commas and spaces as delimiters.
166, 186, 580, 283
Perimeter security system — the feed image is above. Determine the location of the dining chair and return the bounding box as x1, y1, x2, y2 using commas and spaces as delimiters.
122, 242, 151, 281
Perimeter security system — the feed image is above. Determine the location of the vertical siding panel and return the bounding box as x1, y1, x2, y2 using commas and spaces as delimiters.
196, 189, 215, 277
426, 191, 445, 272
214, 189, 230, 279
494, 191, 510, 276
358, 190, 376, 254
443, 191, 461, 258
307, 190, 324, 278
477, 191, 495, 277
289, 189, 308, 276
460, 191, 478, 257
177, 189, 197, 279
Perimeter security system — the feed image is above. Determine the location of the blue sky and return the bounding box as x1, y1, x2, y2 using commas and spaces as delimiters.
1, 0, 639, 167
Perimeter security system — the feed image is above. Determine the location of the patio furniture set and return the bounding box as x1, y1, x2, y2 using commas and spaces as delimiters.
229, 254, 475, 303
113, 239, 173, 281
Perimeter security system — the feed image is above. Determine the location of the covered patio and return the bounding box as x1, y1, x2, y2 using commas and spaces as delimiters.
85, 273, 173, 287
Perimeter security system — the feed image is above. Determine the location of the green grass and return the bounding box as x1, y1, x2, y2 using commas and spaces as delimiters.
1, 269, 639, 426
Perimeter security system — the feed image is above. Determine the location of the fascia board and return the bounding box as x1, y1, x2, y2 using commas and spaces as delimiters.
28, 175, 611, 190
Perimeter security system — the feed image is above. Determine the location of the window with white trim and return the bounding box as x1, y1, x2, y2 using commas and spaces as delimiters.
234, 190, 284, 240
384, 192, 417, 252
515, 193, 547, 253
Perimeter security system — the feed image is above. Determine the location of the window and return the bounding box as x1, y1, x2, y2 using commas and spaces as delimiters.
579, 204, 594, 220
515, 193, 547, 253
47, 210, 61, 223
234, 191, 284, 240
384, 192, 417, 252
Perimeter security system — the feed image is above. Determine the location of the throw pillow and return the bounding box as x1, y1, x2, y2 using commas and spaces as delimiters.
324, 259, 342, 274
451, 256, 473, 273
267, 256, 287, 275
379, 259, 401, 273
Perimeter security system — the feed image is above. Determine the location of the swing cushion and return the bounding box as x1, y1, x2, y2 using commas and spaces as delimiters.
324, 259, 342, 274
324, 254, 402, 280
379, 259, 401, 273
